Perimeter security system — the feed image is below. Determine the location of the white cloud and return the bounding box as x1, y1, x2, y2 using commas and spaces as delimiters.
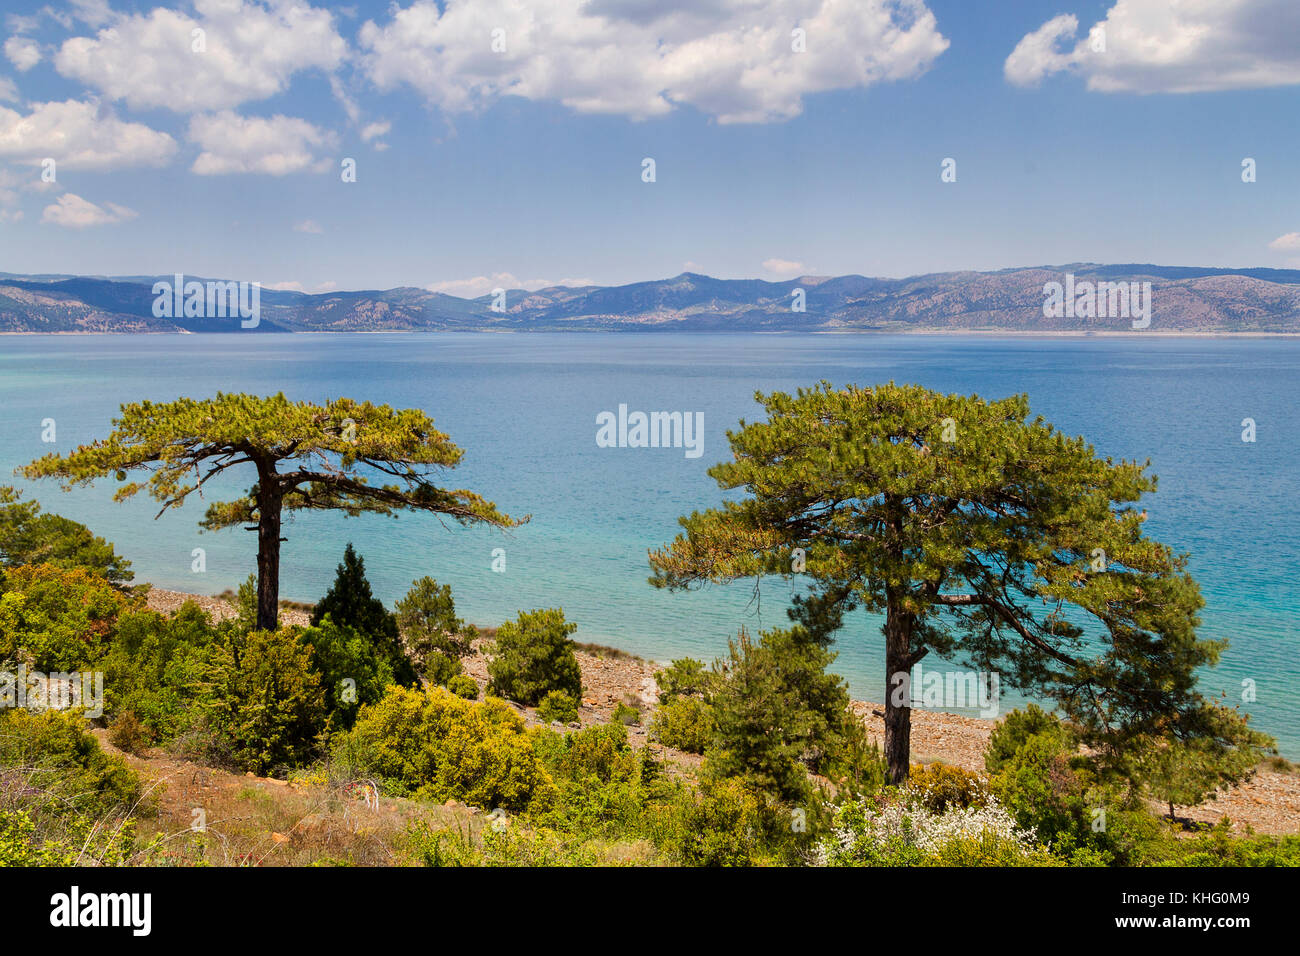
762, 257, 807, 277
265, 280, 306, 291
294, 218, 324, 233
1268, 232, 1300, 251
427, 273, 596, 298
1004, 14, 1078, 88
361, 0, 949, 124
55, 0, 347, 112
5, 36, 42, 72
189, 111, 336, 175
1006, 0, 1300, 93
0, 98, 177, 169
41, 192, 137, 227
0, 75, 17, 102
360, 119, 389, 150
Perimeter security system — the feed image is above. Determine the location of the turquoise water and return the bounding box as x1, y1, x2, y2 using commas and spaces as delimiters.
1, 333, 1297, 755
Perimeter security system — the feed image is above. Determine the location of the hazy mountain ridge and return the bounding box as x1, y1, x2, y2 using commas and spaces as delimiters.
3, 264, 1299, 333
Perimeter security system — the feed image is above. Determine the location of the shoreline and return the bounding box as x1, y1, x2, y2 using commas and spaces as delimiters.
143, 587, 1300, 834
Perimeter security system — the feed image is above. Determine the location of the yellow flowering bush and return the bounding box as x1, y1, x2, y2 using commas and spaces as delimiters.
338, 685, 558, 813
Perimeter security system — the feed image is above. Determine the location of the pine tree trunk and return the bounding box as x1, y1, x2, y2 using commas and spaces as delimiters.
255, 481, 282, 632
884, 594, 913, 786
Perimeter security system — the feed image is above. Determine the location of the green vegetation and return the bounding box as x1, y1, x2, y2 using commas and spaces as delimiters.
396, 576, 477, 667
0, 563, 136, 670
486, 608, 582, 706
19, 393, 522, 630
537, 689, 579, 724
199, 628, 328, 775
1, 385, 1292, 869
312, 543, 415, 686
335, 685, 556, 813
651, 696, 713, 754
649, 382, 1269, 784
0, 486, 133, 585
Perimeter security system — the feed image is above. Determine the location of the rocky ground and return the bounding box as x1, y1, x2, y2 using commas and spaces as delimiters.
144, 587, 1300, 835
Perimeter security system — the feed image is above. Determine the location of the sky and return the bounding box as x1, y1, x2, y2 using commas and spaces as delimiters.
0, 0, 1298, 295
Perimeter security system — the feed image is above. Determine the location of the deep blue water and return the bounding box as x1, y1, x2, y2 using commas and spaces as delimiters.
1, 333, 1297, 755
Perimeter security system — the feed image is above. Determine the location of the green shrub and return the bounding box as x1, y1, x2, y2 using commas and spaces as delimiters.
989, 729, 1123, 863
651, 696, 714, 753
537, 689, 579, 724
612, 701, 641, 726
656, 657, 718, 703
0, 708, 142, 818
0, 487, 132, 585
447, 674, 479, 699
424, 650, 463, 687
0, 564, 133, 670
101, 604, 224, 743
395, 576, 476, 664
985, 704, 1071, 775
547, 722, 635, 783
0, 806, 135, 866
1167, 824, 1300, 867
337, 685, 557, 813
299, 616, 395, 730
705, 627, 856, 804
486, 608, 581, 707
528, 723, 671, 840
907, 763, 991, 813
660, 778, 767, 867
200, 628, 328, 774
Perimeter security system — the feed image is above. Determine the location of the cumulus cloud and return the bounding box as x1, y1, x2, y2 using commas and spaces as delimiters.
41, 192, 137, 227
55, 0, 346, 112
5, 36, 42, 72
1006, 0, 1300, 93
360, 0, 949, 124
294, 218, 324, 233
427, 273, 596, 298
189, 111, 336, 175
762, 257, 808, 277
0, 98, 177, 169
1268, 232, 1300, 252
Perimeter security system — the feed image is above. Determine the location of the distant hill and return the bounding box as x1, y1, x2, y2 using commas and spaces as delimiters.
3, 264, 1299, 333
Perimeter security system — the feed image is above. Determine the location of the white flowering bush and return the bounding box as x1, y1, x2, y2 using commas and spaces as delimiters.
813, 791, 1050, 867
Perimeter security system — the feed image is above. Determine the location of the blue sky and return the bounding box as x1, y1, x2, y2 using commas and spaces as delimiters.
1, 0, 1298, 295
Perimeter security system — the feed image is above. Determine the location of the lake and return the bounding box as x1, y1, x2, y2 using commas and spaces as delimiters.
2, 332, 1297, 755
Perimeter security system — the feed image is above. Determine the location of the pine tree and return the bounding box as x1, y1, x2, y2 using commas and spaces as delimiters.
650, 381, 1269, 784
312, 543, 414, 686
20, 393, 523, 630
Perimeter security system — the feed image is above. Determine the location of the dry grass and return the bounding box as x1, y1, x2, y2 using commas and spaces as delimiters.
89, 731, 475, 867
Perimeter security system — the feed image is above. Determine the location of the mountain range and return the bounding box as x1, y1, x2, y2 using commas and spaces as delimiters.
3, 264, 1300, 334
